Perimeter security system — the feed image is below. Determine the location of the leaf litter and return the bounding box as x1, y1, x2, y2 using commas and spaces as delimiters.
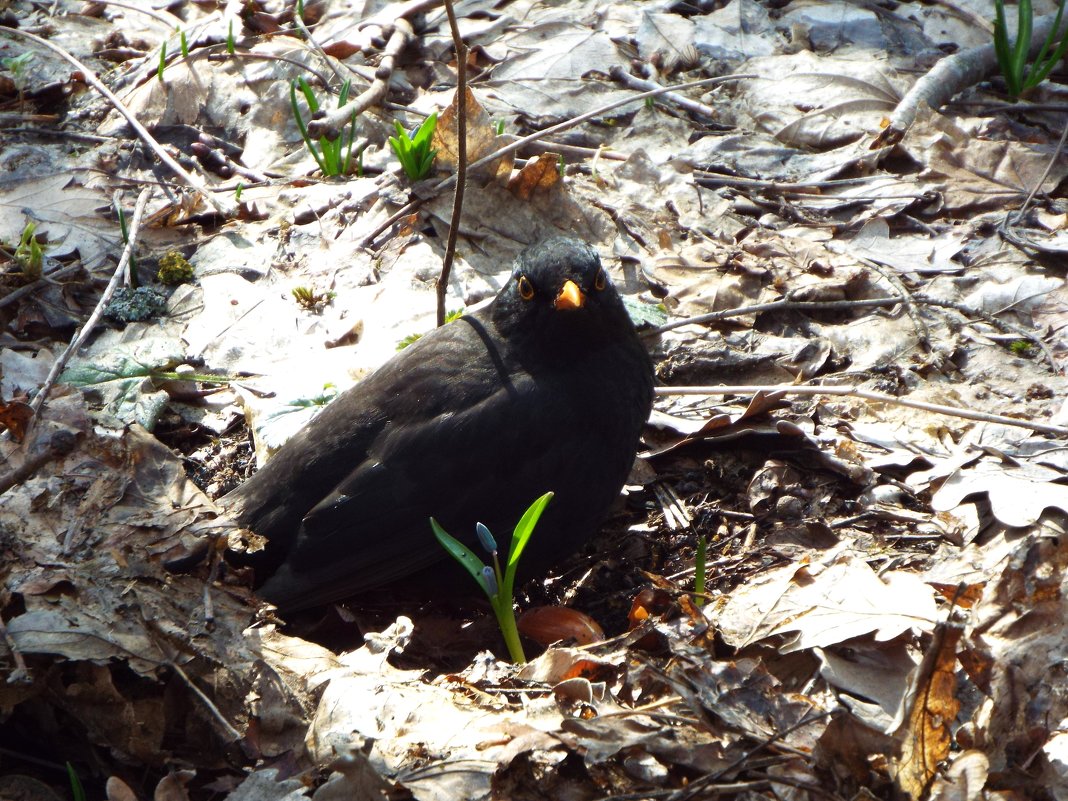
1, 0, 1068, 798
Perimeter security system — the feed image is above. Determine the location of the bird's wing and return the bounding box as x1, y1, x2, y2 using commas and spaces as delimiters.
223, 315, 501, 542
257, 367, 570, 609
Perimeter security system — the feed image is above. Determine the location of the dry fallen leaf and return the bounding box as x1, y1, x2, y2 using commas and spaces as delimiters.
433, 86, 513, 183
507, 152, 562, 199
892, 620, 964, 799
0, 398, 33, 442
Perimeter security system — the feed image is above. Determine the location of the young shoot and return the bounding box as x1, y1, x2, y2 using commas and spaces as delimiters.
290, 77, 360, 177
431, 492, 554, 663
389, 113, 438, 181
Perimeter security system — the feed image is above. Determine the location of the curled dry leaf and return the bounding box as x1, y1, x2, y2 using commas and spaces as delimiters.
0, 398, 33, 442
507, 152, 562, 199
517, 605, 605, 647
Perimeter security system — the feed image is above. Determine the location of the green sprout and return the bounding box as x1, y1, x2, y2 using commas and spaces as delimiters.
290, 77, 359, 177
66, 762, 86, 801
431, 492, 554, 663
994, 0, 1068, 96
227, 19, 235, 55
389, 113, 438, 181
557, 154, 565, 177
157, 41, 166, 81
292, 285, 336, 311
14, 222, 43, 280
694, 534, 707, 607
1, 51, 34, 97
493, 119, 505, 136
288, 383, 338, 409
179, 28, 189, 58
1009, 339, 1034, 355
234, 181, 244, 202
397, 308, 462, 350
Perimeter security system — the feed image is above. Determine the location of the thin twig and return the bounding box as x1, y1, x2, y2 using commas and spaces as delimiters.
610, 66, 719, 120
654, 383, 1068, 438
646, 296, 903, 336
693, 171, 886, 191
854, 256, 931, 351
28, 188, 152, 419
1004, 112, 1068, 227
142, 612, 243, 742
743, 771, 848, 801
0, 262, 86, 309
0, 29, 234, 217
647, 292, 1056, 373
0, 430, 78, 495
873, 13, 1067, 147
437, 0, 467, 327
306, 20, 413, 139
292, 5, 347, 86
79, 0, 177, 27
431, 73, 754, 194
665, 709, 837, 801
913, 292, 1059, 373
168, 659, 243, 742
360, 73, 754, 248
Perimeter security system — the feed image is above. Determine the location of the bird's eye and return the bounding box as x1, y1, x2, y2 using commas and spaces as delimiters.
594, 268, 607, 291
518, 275, 535, 300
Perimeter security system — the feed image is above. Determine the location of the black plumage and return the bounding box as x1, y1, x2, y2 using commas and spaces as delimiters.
222, 237, 654, 611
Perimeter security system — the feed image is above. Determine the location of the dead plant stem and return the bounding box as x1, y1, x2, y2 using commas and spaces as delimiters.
648, 292, 1056, 373
293, 4, 346, 86
431, 73, 754, 194
29, 188, 152, 418
0, 29, 234, 216
655, 384, 1068, 438
77, 0, 176, 27
1006, 112, 1068, 227
874, 13, 1067, 147
610, 66, 718, 120
0, 262, 86, 309
437, 0, 467, 327
168, 659, 243, 742
306, 20, 413, 139
646, 296, 903, 336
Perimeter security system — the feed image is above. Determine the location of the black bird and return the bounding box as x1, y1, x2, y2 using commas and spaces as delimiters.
222, 237, 654, 611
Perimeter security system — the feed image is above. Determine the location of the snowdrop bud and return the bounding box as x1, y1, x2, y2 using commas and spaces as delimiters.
481, 566, 498, 597
476, 522, 497, 554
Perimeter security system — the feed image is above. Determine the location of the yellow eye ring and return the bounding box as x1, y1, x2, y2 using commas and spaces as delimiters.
518, 275, 535, 300
594, 268, 607, 291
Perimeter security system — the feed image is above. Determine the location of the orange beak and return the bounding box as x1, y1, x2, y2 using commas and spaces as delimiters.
554, 280, 585, 311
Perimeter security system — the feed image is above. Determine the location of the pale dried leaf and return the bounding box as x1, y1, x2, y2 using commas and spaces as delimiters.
714, 549, 938, 651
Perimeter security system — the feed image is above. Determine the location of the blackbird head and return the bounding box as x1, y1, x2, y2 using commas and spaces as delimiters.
491, 237, 633, 351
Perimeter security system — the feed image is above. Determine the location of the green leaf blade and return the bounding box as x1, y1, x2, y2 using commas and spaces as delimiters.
506, 492, 554, 574
431, 518, 490, 593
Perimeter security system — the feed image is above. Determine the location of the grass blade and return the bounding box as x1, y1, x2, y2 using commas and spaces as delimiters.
290, 81, 328, 174
1026, 0, 1068, 88
1012, 0, 1034, 91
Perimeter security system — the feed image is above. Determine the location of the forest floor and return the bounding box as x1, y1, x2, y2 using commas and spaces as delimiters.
2, 0, 1068, 799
